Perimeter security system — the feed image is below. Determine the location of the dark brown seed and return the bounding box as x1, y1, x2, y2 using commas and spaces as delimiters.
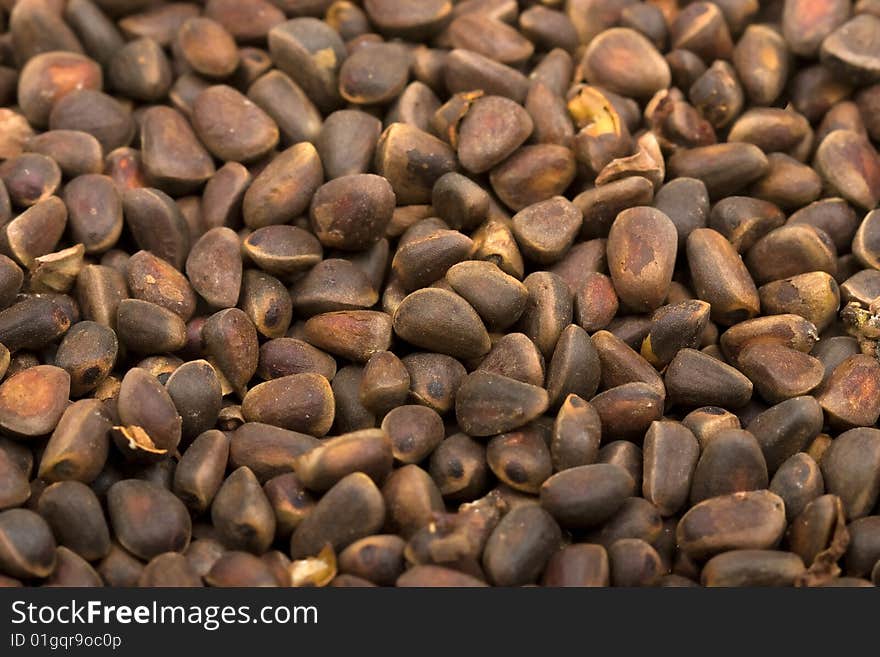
107, 479, 191, 560
44, 546, 102, 587
396, 565, 485, 588
845, 517, 880, 577
173, 430, 229, 513
63, 174, 123, 254
75, 264, 126, 331
309, 175, 395, 251
205, 550, 278, 587
702, 549, 805, 587
316, 110, 381, 180
290, 472, 385, 559
817, 355, 880, 429
211, 466, 275, 553
0, 365, 69, 439
358, 351, 409, 416
229, 422, 319, 483
48, 89, 133, 154
517, 271, 572, 360
374, 123, 456, 206
443, 48, 529, 103
682, 406, 741, 450
0, 509, 56, 579
337, 535, 404, 586
165, 361, 222, 443
490, 144, 576, 212
242, 373, 333, 437
747, 396, 824, 475
606, 207, 677, 313
669, 143, 768, 200
582, 28, 670, 99
17, 51, 102, 129
821, 428, 880, 519
25, 130, 102, 178
403, 353, 466, 415
201, 162, 251, 231
116, 3, 199, 45
770, 453, 824, 523
609, 538, 664, 587
540, 463, 633, 529
243, 226, 322, 278
138, 552, 203, 587
688, 60, 744, 130
720, 314, 819, 366
592, 330, 664, 397
185, 228, 242, 309
39, 400, 110, 484
108, 37, 171, 102
483, 505, 560, 586
641, 300, 711, 368
592, 382, 665, 442
455, 371, 549, 437
598, 441, 644, 497
116, 367, 181, 456
176, 17, 238, 79
546, 325, 600, 408
202, 308, 259, 395
551, 395, 601, 472
487, 426, 552, 494
264, 473, 314, 537
643, 421, 700, 516
853, 208, 880, 270
576, 179, 654, 241
268, 18, 346, 113
746, 225, 837, 286
457, 96, 533, 175
248, 70, 322, 147
115, 299, 186, 355
393, 289, 489, 360
428, 432, 489, 502
786, 494, 848, 573
54, 321, 117, 397
821, 15, 880, 84
815, 130, 880, 210
379, 405, 442, 465
37, 481, 110, 562
671, 1, 733, 61
192, 85, 279, 163
239, 271, 292, 340
758, 272, 840, 333
203, 0, 283, 40
511, 197, 581, 266
541, 543, 609, 587
573, 272, 617, 333
122, 188, 190, 270
293, 429, 392, 493
738, 343, 824, 405
783, 0, 850, 57
0, 446, 29, 511
585, 496, 662, 548
258, 338, 335, 382
690, 429, 768, 504
381, 464, 443, 538
431, 172, 488, 232
677, 490, 786, 560
243, 143, 324, 229
302, 311, 392, 363
338, 42, 410, 106
687, 228, 760, 326
445, 261, 527, 332
0, 153, 60, 208
733, 25, 789, 106
139, 106, 214, 196
126, 251, 196, 321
